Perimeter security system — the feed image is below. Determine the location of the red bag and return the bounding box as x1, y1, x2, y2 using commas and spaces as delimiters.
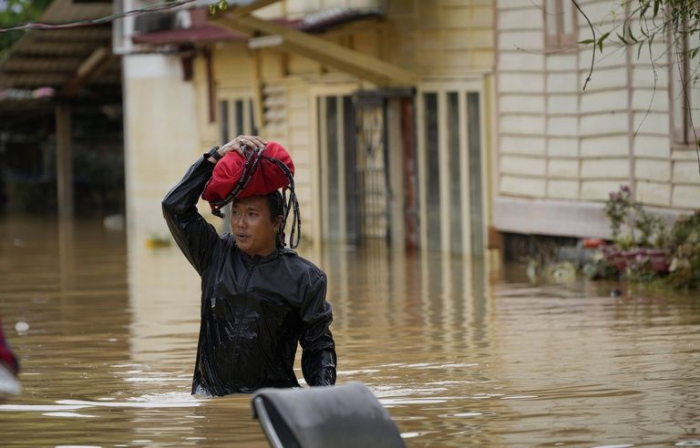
202, 141, 295, 204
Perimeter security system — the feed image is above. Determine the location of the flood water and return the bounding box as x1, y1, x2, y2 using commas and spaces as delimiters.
1, 217, 699, 447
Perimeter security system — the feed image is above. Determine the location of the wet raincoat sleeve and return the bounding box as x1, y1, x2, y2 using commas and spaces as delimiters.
162, 157, 220, 276
299, 273, 337, 387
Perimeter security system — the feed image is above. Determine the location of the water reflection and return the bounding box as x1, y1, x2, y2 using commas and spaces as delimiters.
0, 219, 699, 447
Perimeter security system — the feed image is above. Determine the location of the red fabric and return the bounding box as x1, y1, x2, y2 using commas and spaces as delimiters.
202, 141, 295, 203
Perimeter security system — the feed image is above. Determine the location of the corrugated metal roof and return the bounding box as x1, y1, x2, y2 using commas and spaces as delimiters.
130, 6, 382, 47
132, 26, 245, 45
0, 0, 118, 91
132, 7, 303, 46
302, 7, 383, 32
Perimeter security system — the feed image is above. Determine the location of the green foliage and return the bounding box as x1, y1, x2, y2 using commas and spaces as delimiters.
0, 0, 52, 58
666, 211, 700, 289
603, 185, 633, 239
208, 0, 229, 15
603, 185, 667, 248
584, 0, 700, 59
597, 185, 700, 290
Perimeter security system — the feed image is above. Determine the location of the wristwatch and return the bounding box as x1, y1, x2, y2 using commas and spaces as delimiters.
205, 146, 223, 162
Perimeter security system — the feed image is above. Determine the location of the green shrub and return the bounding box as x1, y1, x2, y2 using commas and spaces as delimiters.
665, 211, 700, 290
597, 186, 700, 290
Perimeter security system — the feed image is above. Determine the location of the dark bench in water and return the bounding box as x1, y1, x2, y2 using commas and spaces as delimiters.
252, 382, 405, 448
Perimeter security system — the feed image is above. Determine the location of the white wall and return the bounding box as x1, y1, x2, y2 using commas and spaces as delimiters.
122, 54, 200, 242
495, 0, 699, 238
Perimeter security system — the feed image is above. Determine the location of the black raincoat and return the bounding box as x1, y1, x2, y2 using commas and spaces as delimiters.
162, 156, 337, 396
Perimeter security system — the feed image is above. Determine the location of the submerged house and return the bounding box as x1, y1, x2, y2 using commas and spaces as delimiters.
118, 0, 698, 256
117, 0, 495, 255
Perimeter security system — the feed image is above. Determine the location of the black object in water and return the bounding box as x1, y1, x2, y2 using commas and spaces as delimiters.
251, 382, 406, 448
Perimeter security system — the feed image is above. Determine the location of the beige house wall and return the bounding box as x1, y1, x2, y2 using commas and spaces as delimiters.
386, 0, 494, 76
185, 0, 496, 248
495, 0, 699, 239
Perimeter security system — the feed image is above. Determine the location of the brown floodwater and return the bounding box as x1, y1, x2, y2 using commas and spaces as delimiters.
1, 217, 699, 447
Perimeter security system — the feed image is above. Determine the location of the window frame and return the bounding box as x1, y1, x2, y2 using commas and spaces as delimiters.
217, 95, 257, 146
416, 80, 487, 255
669, 19, 700, 148
544, 0, 578, 52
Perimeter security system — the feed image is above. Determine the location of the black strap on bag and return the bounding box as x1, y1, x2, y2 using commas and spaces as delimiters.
210, 146, 301, 249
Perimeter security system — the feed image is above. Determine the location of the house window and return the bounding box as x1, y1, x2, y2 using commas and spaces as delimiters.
219, 100, 229, 144
423, 92, 441, 252
218, 98, 257, 145
544, 0, 577, 51
318, 94, 359, 244
418, 85, 485, 255
670, 26, 700, 146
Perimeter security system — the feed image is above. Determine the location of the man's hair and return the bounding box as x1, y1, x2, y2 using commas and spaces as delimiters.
266, 190, 286, 247
266, 190, 285, 223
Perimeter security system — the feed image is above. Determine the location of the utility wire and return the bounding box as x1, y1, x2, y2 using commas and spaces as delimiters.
0, 0, 197, 33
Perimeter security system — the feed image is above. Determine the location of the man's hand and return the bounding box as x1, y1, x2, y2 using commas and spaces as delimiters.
207, 135, 268, 164
220, 135, 267, 156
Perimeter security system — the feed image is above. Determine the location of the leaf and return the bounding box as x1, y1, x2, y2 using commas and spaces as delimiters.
598, 31, 611, 52
218, 0, 228, 11
637, 41, 644, 59
578, 39, 595, 45
617, 32, 629, 45
208, 4, 216, 14
653, 0, 660, 18
640, 1, 650, 18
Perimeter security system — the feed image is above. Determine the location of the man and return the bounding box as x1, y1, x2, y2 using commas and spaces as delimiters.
162, 135, 336, 396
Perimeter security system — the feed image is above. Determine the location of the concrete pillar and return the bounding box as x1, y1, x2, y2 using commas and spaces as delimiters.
55, 103, 73, 220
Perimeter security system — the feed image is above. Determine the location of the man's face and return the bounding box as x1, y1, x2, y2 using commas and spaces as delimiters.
230, 195, 281, 257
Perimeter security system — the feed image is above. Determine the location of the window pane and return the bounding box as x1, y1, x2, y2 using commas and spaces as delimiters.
219, 100, 228, 144
249, 99, 258, 135
234, 100, 244, 138
343, 96, 360, 244
467, 92, 484, 257
689, 62, 700, 141
672, 38, 690, 143
423, 92, 441, 252
447, 92, 462, 253
672, 60, 685, 140
326, 96, 340, 242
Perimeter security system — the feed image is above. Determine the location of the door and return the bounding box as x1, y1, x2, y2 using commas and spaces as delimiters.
317, 89, 416, 248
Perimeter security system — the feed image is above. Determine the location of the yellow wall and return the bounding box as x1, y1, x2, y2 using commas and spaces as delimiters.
386, 0, 495, 76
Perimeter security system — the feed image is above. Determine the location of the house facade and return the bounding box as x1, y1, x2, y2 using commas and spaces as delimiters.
118, 0, 698, 256
118, 0, 495, 255
494, 0, 699, 239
